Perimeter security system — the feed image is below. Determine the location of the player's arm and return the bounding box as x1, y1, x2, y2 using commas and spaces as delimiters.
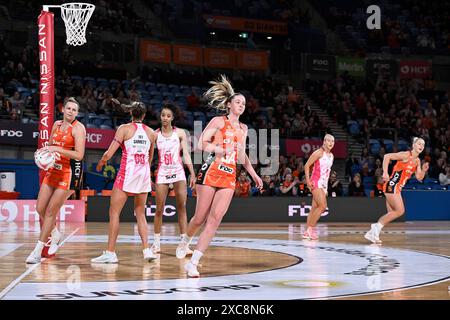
304, 149, 323, 188
382, 151, 409, 181
96, 125, 126, 171
179, 129, 196, 188
197, 116, 224, 154
48, 122, 86, 160
415, 159, 429, 182
147, 128, 156, 166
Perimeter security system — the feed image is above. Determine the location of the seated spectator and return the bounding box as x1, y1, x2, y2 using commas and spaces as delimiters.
0, 87, 11, 115
374, 175, 385, 197
279, 173, 299, 196
328, 171, 343, 197
258, 175, 277, 196
345, 153, 360, 179
9, 91, 24, 111
292, 162, 305, 180
439, 166, 450, 186
9, 108, 19, 121
297, 176, 311, 197
348, 173, 365, 196
186, 88, 200, 110
100, 93, 116, 115
235, 171, 251, 198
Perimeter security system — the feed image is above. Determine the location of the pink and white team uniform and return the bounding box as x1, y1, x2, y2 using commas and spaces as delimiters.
310, 148, 334, 193
155, 127, 186, 184
114, 123, 152, 194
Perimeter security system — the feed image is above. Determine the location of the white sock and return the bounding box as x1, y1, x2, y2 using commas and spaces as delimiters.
376, 222, 384, 230
154, 233, 160, 244
51, 227, 60, 237
191, 250, 203, 265
181, 234, 192, 244
35, 240, 45, 252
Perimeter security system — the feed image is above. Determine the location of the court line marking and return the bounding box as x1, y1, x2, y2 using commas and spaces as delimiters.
309, 276, 450, 300
217, 230, 450, 235
0, 227, 80, 300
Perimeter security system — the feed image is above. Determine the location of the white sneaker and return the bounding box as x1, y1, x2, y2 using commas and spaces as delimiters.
364, 224, 382, 244
91, 251, 118, 264
143, 248, 157, 262
48, 229, 62, 255
176, 242, 189, 259
184, 261, 200, 278
150, 243, 161, 254
25, 248, 42, 264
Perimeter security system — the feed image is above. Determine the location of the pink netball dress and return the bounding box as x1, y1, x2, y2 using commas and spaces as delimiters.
310, 148, 334, 193
114, 123, 152, 194
155, 127, 186, 184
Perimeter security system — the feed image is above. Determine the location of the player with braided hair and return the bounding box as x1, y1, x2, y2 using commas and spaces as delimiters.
91, 100, 157, 263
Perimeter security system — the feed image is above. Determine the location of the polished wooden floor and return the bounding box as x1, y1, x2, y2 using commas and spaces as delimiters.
0, 221, 449, 300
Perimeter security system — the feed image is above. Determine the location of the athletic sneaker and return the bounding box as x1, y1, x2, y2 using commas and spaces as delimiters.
176, 242, 190, 259
47, 229, 62, 255
302, 227, 319, 240
91, 251, 118, 264
143, 248, 157, 262
184, 261, 200, 278
364, 224, 382, 244
25, 248, 42, 264
150, 242, 161, 254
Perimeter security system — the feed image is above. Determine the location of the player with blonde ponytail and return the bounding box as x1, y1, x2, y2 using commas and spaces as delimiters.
365, 137, 429, 244
176, 75, 263, 277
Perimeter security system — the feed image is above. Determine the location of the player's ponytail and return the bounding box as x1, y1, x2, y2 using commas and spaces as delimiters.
112, 98, 146, 120
203, 74, 240, 113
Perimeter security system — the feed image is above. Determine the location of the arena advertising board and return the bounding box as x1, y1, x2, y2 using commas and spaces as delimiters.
366, 59, 398, 82
0, 200, 85, 222
0, 121, 114, 149
336, 56, 365, 77
399, 60, 432, 79
87, 196, 391, 223
203, 15, 288, 35
285, 139, 348, 158
306, 54, 336, 76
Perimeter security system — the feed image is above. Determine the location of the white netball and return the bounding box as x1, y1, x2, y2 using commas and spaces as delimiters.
34, 148, 56, 170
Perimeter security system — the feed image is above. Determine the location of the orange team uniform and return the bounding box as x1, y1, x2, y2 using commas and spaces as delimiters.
196, 116, 244, 190
383, 151, 418, 194
42, 120, 83, 190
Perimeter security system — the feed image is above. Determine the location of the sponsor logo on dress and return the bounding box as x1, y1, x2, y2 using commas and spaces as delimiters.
218, 163, 234, 174
165, 174, 177, 180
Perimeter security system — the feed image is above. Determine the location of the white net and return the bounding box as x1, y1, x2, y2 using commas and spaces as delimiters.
60, 3, 95, 46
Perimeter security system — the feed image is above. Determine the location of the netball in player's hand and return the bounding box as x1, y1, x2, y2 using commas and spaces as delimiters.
40, 145, 61, 161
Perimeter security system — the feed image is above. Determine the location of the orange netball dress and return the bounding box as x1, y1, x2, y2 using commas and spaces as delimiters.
196, 116, 244, 190
383, 151, 418, 194
42, 120, 83, 190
